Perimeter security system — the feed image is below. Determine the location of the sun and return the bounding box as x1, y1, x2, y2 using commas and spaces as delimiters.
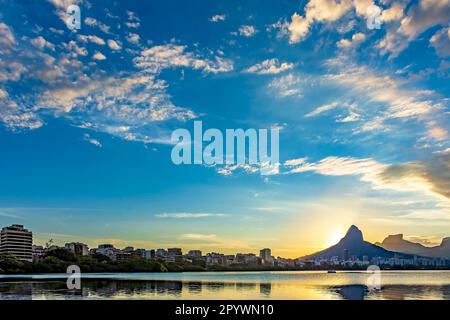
327, 230, 345, 247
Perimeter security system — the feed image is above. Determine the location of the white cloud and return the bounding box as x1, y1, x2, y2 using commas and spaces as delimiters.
337, 32, 366, 48
126, 33, 140, 45
287, 0, 353, 43
180, 234, 218, 241
286, 156, 450, 201
378, 0, 450, 58
107, 39, 122, 50
268, 73, 303, 97
239, 25, 257, 37
210, 14, 226, 23
77, 34, 105, 45
380, 2, 404, 22
155, 213, 226, 218
430, 27, 450, 57
125, 22, 140, 29
92, 52, 106, 60
243, 58, 295, 75
83, 133, 102, 147
284, 158, 308, 166
0, 23, 16, 49
325, 58, 444, 133
305, 102, 339, 117
30, 36, 55, 51
134, 44, 233, 74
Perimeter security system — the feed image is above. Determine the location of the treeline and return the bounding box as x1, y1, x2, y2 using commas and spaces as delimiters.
0, 249, 204, 274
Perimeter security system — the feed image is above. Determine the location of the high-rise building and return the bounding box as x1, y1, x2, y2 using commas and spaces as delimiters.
166, 248, 183, 263
0, 224, 33, 262
259, 248, 274, 265
343, 249, 349, 262
156, 248, 167, 258
65, 242, 89, 256
187, 250, 202, 257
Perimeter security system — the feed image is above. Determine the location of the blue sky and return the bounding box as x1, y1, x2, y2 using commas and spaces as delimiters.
0, 0, 449, 257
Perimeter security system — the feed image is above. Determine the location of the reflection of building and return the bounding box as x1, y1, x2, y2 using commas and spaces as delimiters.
166, 248, 183, 263
65, 242, 89, 256
0, 224, 33, 262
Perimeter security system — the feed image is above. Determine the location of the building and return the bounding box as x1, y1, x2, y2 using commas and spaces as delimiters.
0, 224, 33, 262
32, 245, 44, 262
95, 244, 118, 261
342, 249, 349, 262
143, 249, 155, 259
156, 248, 167, 258
166, 248, 183, 263
235, 253, 259, 266
187, 250, 202, 258
260, 248, 274, 266
65, 242, 89, 256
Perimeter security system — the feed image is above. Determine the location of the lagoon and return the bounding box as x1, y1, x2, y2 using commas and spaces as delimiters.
1, 270, 450, 300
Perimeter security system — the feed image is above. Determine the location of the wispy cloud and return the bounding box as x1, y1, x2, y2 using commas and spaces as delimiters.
243, 58, 295, 75
155, 213, 227, 219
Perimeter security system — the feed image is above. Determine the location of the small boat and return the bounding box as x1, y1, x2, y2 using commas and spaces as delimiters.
327, 270, 337, 273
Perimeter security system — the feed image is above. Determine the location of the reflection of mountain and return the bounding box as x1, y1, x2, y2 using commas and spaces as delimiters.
376, 234, 450, 258
301, 225, 405, 260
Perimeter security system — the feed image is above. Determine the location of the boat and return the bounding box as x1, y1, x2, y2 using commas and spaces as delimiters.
327, 270, 337, 273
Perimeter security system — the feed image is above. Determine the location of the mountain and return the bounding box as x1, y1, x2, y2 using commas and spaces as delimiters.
376, 234, 450, 258
301, 225, 403, 260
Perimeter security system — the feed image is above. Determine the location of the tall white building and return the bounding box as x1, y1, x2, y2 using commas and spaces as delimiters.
0, 224, 33, 262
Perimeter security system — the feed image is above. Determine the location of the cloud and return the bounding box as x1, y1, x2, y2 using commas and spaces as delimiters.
126, 22, 140, 29
378, 0, 450, 58
30, 36, 55, 51
134, 44, 233, 74
287, 0, 353, 43
380, 2, 404, 22
284, 158, 308, 166
268, 73, 303, 97
0, 23, 17, 49
238, 25, 257, 37
155, 213, 227, 218
92, 51, 106, 60
430, 27, 450, 57
286, 155, 450, 201
325, 58, 445, 133
304, 102, 339, 117
107, 39, 122, 50
126, 33, 140, 45
243, 58, 295, 75
77, 34, 105, 46
83, 133, 102, 147
337, 32, 366, 48
180, 234, 218, 241
210, 14, 226, 23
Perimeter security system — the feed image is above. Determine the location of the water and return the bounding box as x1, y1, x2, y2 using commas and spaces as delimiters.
1, 270, 449, 300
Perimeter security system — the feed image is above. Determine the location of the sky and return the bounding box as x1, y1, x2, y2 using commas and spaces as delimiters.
0, 0, 449, 258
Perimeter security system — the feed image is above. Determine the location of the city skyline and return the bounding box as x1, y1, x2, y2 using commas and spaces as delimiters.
0, 0, 449, 259
2, 223, 449, 262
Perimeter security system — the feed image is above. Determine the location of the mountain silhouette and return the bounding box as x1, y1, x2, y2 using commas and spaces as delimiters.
376, 234, 450, 258
301, 225, 400, 260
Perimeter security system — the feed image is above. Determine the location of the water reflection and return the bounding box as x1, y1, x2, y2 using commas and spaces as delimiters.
0, 279, 449, 300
